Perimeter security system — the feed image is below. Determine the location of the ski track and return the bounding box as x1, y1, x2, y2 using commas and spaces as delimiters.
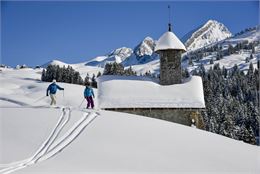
0, 97, 29, 106
0, 106, 99, 174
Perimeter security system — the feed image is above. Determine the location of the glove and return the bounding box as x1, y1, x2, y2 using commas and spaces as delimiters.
46, 94, 49, 96
62, 88, 64, 90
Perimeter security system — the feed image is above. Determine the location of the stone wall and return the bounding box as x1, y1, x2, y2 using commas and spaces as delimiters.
158, 50, 182, 85
105, 108, 205, 129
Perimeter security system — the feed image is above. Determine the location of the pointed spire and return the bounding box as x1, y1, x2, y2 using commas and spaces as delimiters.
168, 23, 172, 32
168, 5, 172, 32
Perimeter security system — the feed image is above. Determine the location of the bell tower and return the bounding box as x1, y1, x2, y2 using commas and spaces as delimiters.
155, 6, 186, 85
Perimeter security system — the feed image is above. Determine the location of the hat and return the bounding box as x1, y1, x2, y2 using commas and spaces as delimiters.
52, 79, 56, 83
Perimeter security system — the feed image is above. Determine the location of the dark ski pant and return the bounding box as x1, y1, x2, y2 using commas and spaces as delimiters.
85, 96, 94, 109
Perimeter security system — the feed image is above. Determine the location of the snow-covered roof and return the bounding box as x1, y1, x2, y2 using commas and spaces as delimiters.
97, 75, 205, 109
155, 31, 187, 52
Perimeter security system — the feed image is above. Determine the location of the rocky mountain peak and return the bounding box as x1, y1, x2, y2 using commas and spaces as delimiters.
185, 20, 232, 51
134, 37, 156, 58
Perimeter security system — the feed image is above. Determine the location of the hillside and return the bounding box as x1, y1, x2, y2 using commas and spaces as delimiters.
185, 26, 260, 73
0, 68, 259, 174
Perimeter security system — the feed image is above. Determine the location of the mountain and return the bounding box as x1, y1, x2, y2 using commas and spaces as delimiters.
85, 37, 158, 67
134, 37, 155, 57
41, 23, 258, 78
181, 25, 201, 43
84, 20, 234, 69
85, 47, 133, 67
41, 59, 71, 68
133, 36, 157, 63
184, 20, 232, 51
108, 47, 133, 63
183, 26, 259, 73
130, 26, 258, 75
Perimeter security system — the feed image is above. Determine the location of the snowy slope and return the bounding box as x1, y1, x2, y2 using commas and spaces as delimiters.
1, 109, 260, 174
219, 26, 259, 47
0, 68, 95, 108
41, 60, 71, 68
41, 59, 103, 78
184, 27, 260, 73
85, 47, 133, 67
184, 20, 232, 51
0, 68, 260, 174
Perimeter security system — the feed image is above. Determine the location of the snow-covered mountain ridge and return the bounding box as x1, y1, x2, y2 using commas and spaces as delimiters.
184, 26, 260, 73
184, 20, 232, 51
84, 36, 158, 68
38, 21, 259, 77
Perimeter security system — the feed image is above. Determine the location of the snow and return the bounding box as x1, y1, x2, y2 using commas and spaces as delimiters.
134, 37, 155, 57
226, 28, 260, 45
98, 75, 205, 108
41, 59, 71, 68
84, 47, 134, 68
0, 68, 93, 108
1, 109, 260, 174
40, 25, 258, 79
130, 59, 160, 75
0, 68, 260, 174
41, 59, 103, 78
72, 62, 103, 78
110, 47, 133, 61
210, 54, 254, 70
38, 23, 258, 80
155, 31, 187, 52
184, 48, 259, 74
84, 37, 156, 68
185, 20, 232, 51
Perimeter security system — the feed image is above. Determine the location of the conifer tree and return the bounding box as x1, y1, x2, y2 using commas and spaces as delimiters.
84, 73, 90, 85
92, 74, 97, 88
41, 69, 46, 81
97, 71, 102, 77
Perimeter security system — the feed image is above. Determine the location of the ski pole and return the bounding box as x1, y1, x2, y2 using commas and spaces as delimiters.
79, 98, 85, 108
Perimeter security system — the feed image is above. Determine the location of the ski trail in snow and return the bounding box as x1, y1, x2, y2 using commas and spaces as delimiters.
33, 107, 71, 163
38, 112, 98, 162
0, 107, 70, 173
38, 108, 71, 158
0, 108, 66, 169
0, 107, 68, 169
0, 108, 99, 174
0, 97, 29, 106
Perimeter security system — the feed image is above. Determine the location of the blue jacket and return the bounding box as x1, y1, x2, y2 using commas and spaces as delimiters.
84, 87, 94, 97
47, 83, 64, 95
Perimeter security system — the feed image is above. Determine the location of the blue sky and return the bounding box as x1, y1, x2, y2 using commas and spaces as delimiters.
1, 1, 259, 67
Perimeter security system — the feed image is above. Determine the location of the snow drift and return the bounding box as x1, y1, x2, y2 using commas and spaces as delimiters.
98, 75, 205, 109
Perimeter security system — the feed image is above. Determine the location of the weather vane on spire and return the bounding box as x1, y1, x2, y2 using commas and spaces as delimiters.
168, 5, 172, 32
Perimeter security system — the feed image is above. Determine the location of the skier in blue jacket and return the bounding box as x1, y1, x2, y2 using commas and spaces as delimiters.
46, 79, 64, 105
84, 82, 95, 109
